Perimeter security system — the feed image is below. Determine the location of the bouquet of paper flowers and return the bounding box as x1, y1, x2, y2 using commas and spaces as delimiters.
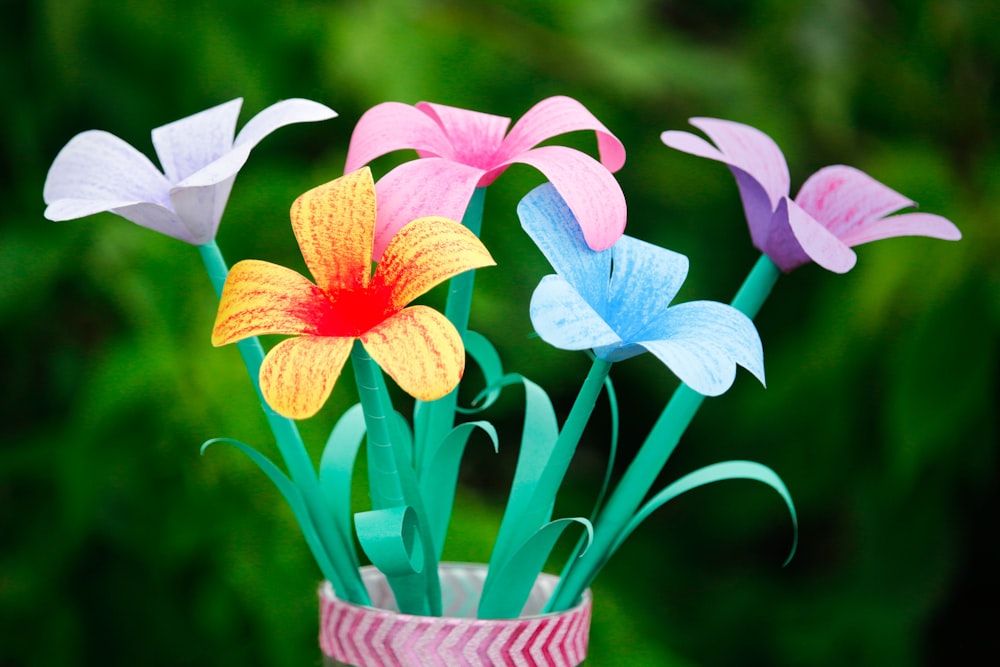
43, 95, 960, 666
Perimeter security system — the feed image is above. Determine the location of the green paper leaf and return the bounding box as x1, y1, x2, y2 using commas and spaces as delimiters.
457, 330, 505, 414
613, 460, 798, 565
355, 505, 425, 576
318, 404, 367, 572
482, 374, 559, 573
420, 420, 499, 560
201, 438, 342, 585
477, 517, 593, 619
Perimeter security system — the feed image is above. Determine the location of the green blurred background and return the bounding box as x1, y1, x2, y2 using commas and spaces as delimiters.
2, 0, 997, 664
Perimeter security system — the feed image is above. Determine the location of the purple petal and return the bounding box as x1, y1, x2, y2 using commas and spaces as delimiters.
606, 236, 689, 340
661, 120, 790, 246
151, 98, 242, 184
415, 102, 511, 170
517, 183, 611, 309
43, 129, 172, 217
344, 102, 454, 172
794, 165, 962, 247
371, 157, 485, 258
508, 145, 627, 250
638, 301, 765, 396
782, 198, 857, 273
688, 118, 790, 206
529, 275, 622, 351
662, 118, 790, 210
498, 96, 626, 172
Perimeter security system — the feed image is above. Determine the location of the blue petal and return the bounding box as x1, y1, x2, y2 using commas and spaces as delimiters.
518, 184, 611, 308
636, 301, 765, 396
606, 235, 689, 339
530, 275, 621, 351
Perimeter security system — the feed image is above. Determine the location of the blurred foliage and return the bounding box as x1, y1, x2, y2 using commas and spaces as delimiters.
2, 0, 997, 665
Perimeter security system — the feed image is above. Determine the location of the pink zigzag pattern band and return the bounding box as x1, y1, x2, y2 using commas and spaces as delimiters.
319, 563, 592, 667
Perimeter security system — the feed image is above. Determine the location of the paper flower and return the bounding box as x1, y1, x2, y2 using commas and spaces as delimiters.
211, 168, 495, 419
344, 96, 627, 257
43, 97, 336, 244
519, 184, 764, 396
661, 118, 962, 273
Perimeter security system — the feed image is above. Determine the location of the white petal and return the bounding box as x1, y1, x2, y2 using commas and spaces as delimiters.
151, 98, 242, 184
43, 130, 171, 215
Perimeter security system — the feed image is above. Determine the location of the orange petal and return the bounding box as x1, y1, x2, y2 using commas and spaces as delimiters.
212, 260, 331, 345
290, 168, 376, 293
361, 306, 465, 401
259, 336, 354, 419
374, 217, 496, 309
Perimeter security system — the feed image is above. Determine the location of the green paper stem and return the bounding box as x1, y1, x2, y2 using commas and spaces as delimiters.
414, 186, 487, 476
351, 340, 405, 509
197, 241, 368, 605
548, 254, 781, 611
351, 340, 440, 615
484, 357, 611, 612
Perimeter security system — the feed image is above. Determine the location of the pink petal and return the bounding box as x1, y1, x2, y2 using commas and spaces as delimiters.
344, 102, 453, 172
370, 158, 485, 259
838, 211, 962, 247
497, 96, 626, 172
662, 118, 790, 211
506, 145, 627, 251
782, 198, 857, 273
151, 98, 242, 184
414, 102, 511, 170
43, 130, 172, 212
794, 165, 913, 242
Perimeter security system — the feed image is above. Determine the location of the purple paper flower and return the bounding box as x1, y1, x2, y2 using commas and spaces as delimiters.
43, 98, 336, 244
661, 118, 961, 273
344, 96, 627, 257
519, 183, 764, 397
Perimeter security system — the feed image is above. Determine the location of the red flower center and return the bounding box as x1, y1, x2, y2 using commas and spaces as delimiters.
310, 286, 394, 338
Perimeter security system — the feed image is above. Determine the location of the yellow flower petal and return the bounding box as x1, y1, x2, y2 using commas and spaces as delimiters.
212, 259, 329, 346
290, 168, 376, 292
361, 305, 465, 401
259, 336, 354, 419
375, 216, 496, 309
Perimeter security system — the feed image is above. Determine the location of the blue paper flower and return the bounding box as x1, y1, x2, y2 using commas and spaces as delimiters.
519, 183, 765, 396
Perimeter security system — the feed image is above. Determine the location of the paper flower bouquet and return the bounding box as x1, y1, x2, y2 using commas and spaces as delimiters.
43, 96, 960, 666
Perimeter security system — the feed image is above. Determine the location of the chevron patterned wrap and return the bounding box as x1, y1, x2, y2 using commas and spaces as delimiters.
319, 563, 592, 666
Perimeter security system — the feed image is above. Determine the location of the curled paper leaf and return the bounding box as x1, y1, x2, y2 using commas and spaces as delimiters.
478, 517, 593, 619
457, 330, 506, 414
613, 460, 798, 565
482, 374, 559, 574
419, 421, 499, 560
355, 505, 426, 577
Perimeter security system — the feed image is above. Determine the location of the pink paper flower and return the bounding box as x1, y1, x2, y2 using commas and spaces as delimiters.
661, 118, 961, 273
344, 96, 627, 257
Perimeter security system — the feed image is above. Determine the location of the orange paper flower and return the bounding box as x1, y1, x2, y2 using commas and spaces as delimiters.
212, 168, 495, 419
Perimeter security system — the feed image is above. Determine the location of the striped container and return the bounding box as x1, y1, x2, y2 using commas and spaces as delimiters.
319, 563, 592, 667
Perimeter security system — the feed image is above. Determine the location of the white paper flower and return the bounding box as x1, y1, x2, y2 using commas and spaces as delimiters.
43, 97, 336, 244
